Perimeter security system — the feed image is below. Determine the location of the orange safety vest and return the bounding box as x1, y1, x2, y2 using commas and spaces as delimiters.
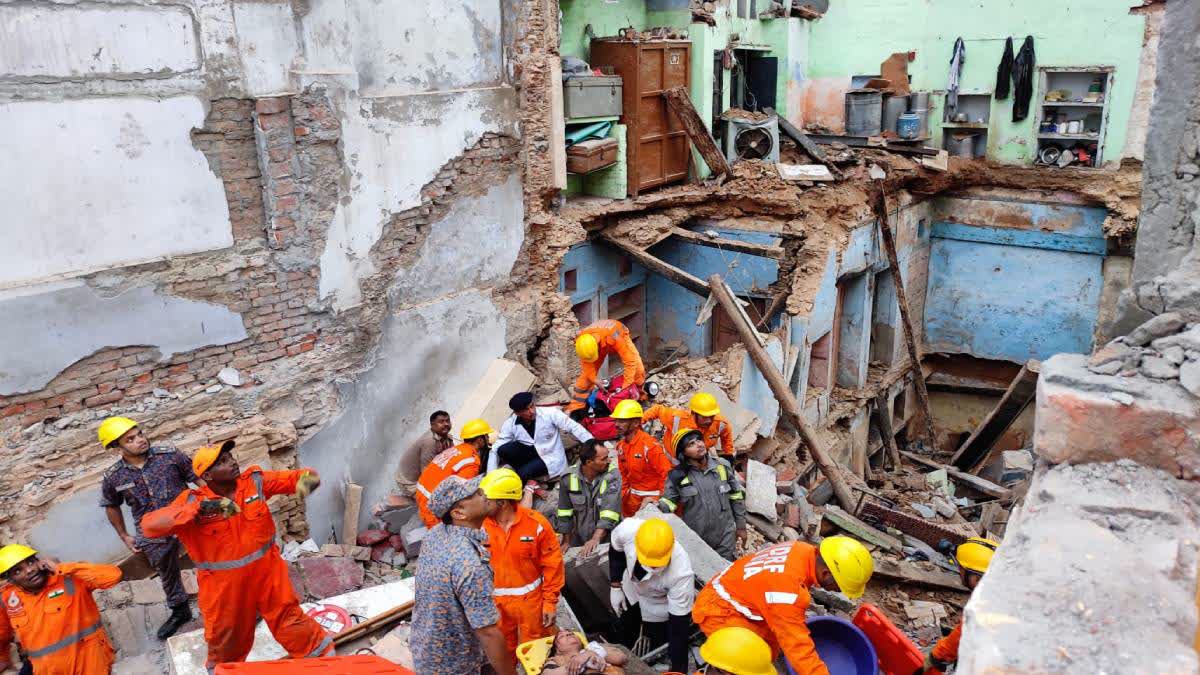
570, 320, 646, 409
616, 429, 673, 515
643, 405, 735, 458
483, 506, 565, 613
0, 564, 121, 675
415, 443, 481, 527
696, 542, 828, 675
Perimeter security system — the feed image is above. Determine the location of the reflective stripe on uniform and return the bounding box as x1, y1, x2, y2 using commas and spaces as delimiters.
569, 473, 580, 492
729, 491, 745, 501
493, 576, 543, 597
670, 417, 681, 439
251, 471, 264, 502
629, 488, 660, 497
659, 498, 676, 511
63, 577, 76, 596
600, 478, 608, 493
764, 591, 799, 605
711, 571, 764, 622
557, 508, 574, 517
25, 622, 102, 658
193, 539, 273, 571
599, 509, 621, 522
716, 465, 728, 481
416, 484, 431, 499
305, 633, 335, 658
680, 477, 691, 486
451, 457, 475, 472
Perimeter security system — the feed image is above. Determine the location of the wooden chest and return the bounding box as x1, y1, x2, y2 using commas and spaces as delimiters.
566, 137, 619, 174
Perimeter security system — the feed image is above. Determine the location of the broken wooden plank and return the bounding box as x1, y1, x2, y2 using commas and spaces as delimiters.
873, 558, 969, 592
602, 234, 710, 297
822, 505, 902, 552
662, 86, 731, 177
708, 273, 856, 511
755, 289, 789, 330
342, 481, 363, 547
873, 187, 936, 443
549, 57, 568, 190
670, 227, 785, 259
807, 133, 941, 156
950, 360, 1040, 472
767, 107, 830, 164
872, 391, 903, 471
900, 451, 1013, 501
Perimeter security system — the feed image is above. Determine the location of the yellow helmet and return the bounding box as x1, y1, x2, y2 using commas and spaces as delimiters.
610, 399, 644, 420
0, 544, 37, 577
688, 392, 721, 417
699, 627, 775, 675
480, 468, 524, 501
956, 537, 999, 574
575, 333, 599, 362
635, 519, 674, 567
461, 418, 496, 441
672, 428, 703, 456
98, 416, 138, 448
819, 535, 874, 599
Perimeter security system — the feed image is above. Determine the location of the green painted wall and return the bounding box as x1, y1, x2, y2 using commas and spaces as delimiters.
806, 0, 1148, 164
560, 0, 648, 64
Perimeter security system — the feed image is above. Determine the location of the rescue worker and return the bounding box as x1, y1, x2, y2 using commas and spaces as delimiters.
610, 401, 673, 517
97, 415, 197, 639
141, 440, 333, 670
569, 319, 646, 413
555, 439, 622, 556
643, 393, 735, 462
608, 518, 693, 673
395, 410, 454, 496
412, 475, 515, 675
698, 627, 775, 675
0, 545, 121, 675
416, 418, 494, 528
659, 430, 746, 560
480, 469, 565, 660
916, 537, 999, 675
492, 392, 593, 482
693, 537, 874, 675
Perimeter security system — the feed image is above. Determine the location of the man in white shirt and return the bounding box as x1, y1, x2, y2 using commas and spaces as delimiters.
607, 516, 695, 673
489, 392, 594, 481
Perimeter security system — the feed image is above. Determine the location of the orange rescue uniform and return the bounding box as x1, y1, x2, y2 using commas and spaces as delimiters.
693, 542, 828, 675
615, 429, 673, 516
569, 320, 646, 411
642, 405, 735, 458
483, 505, 565, 657
415, 443, 481, 527
927, 617, 962, 673
0, 563, 121, 675
142, 466, 333, 669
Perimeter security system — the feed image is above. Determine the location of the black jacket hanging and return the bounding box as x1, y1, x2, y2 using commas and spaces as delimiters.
995, 37, 1014, 100
1012, 36, 1035, 122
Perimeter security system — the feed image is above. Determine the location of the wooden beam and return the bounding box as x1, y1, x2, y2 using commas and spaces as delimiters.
670, 227, 785, 259
755, 289, 789, 330
872, 391, 903, 471
950, 360, 1041, 472
873, 187, 937, 443
549, 57, 568, 190
766, 107, 842, 177
873, 559, 969, 592
334, 601, 414, 646
601, 235, 710, 297
707, 273, 856, 511
900, 450, 1013, 500
341, 481, 363, 547
662, 86, 732, 177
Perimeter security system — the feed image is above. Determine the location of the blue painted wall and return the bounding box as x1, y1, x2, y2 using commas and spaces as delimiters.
924, 196, 1106, 363
646, 226, 781, 357
560, 241, 648, 321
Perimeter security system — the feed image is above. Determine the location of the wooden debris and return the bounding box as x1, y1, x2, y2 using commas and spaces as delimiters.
767, 108, 842, 177
822, 505, 902, 552
662, 86, 731, 177
333, 600, 414, 647
602, 234, 710, 297
872, 391, 903, 471
670, 227, 785, 258
873, 558, 969, 592
342, 481, 363, 547
951, 360, 1040, 472
901, 451, 1013, 500
920, 150, 949, 172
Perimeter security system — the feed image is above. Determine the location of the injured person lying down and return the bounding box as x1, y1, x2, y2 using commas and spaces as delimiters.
541, 629, 628, 675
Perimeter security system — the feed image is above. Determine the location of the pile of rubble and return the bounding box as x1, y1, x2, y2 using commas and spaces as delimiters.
1087, 312, 1200, 397
97, 572, 201, 673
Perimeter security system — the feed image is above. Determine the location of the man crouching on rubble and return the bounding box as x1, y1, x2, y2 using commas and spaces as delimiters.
915, 537, 998, 675
142, 440, 333, 671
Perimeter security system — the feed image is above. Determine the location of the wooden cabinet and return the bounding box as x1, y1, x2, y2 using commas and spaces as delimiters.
589, 38, 691, 197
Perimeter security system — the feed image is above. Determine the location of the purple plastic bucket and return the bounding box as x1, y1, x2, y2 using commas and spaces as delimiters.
786, 616, 880, 675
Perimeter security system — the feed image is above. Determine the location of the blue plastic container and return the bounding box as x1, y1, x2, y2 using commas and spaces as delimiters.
897, 113, 921, 139
786, 616, 880, 675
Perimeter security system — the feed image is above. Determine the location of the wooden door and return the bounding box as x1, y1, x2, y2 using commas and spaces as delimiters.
711, 296, 768, 354
635, 43, 690, 194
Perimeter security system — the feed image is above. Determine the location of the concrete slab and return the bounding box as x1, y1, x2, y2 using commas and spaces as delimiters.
745, 460, 778, 521
451, 358, 536, 440
736, 336, 784, 437
167, 580, 414, 674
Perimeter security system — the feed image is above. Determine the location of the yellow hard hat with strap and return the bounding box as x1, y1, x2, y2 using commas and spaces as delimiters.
0, 544, 37, 577
481, 468, 524, 501
672, 428, 703, 456
575, 333, 599, 362
610, 399, 644, 420
699, 626, 775, 675
688, 392, 721, 417
819, 535, 874, 599
98, 416, 138, 448
461, 418, 496, 441
635, 519, 674, 567
956, 537, 999, 574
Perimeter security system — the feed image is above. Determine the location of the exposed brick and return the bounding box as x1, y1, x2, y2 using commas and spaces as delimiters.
255, 97, 290, 115
84, 391, 125, 407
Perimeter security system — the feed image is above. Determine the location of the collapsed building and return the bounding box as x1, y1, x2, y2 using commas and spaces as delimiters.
0, 0, 1196, 672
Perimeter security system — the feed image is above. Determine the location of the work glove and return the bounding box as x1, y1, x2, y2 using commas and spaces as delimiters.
198, 497, 240, 518
609, 585, 629, 614
295, 471, 321, 498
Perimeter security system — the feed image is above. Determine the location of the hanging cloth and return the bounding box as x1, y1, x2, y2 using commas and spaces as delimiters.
947, 38, 965, 111
1012, 36, 1036, 122
995, 37, 1014, 100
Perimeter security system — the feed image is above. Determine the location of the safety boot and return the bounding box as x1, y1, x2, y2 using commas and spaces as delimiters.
156, 604, 193, 640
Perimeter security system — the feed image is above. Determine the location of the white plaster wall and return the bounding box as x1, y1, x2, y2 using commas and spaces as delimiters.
0, 4, 199, 79
0, 281, 248, 395
232, 2, 301, 96
0, 96, 233, 287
